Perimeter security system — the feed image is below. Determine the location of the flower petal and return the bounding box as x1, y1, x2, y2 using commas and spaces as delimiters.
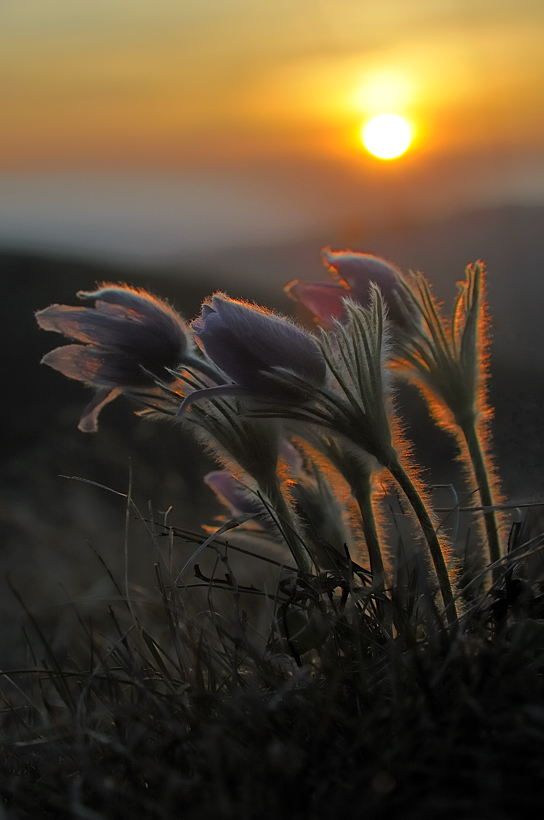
322, 248, 401, 293
37, 286, 193, 384
194, 309, 268, 390
41, 344, 104, 382
209, 295, 326, 387
78, 388, 121, 433
41, 344, 162, 386
204, 471, 265, 517
78, 285, 190, 343
284, 280, 348, 328
35, 305, 113, 345
322, 248, 415, 329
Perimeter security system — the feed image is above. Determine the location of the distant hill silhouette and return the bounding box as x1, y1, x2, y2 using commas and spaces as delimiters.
2, 203, 543, 504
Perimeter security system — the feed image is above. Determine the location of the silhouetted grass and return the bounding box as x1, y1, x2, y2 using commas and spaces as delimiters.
1, 497, 544, 819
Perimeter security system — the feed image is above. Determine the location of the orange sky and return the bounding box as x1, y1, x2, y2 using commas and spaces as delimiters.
1, 1, 543, 256
2, 0, 543, 169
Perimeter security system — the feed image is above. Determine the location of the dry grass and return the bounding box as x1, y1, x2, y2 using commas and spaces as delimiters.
1, 489, 544, 819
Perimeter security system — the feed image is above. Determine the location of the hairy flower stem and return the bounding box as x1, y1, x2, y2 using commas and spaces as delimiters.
459, 418, 502, 571
386, 457, 458, 630
348, 473, 385, 591
350, 472, 391, 628
261, 476, 314, 576
326, 446, 385, 591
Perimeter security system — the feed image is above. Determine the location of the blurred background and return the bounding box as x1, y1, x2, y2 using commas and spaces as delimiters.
1, 0, 544, 257
1, 1, 543, 662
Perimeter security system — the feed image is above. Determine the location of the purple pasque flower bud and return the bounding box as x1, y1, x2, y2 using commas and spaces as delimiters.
204, 471, 266, 519
284, 280, 349, 330
286, 248, 413, 330
190, 293, 326, 404
36, 283, 194, 432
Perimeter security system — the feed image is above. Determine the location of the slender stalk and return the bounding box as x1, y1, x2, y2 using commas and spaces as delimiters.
350, 470, 393, 632
311, 439, 387, 592
387, 457, 458, 629
349, 471, 385, 593
459, 418, 502, 568
261, 476, 314, 576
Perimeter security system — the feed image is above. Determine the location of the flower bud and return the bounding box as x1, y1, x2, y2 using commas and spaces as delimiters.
286, 248, 414, 331
36, 284, 193, 431
204, 471, 265, 518
193, 294, 326, 403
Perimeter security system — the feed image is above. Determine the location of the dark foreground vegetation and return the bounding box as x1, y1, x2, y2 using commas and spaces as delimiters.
2, 546, 544, 820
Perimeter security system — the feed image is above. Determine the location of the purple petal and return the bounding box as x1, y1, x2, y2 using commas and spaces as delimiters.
78, 388, 121, 433
89, 302, 135, 320
78, 285, 191, 348
41, 345, 104, 382
78, 284, 183, 324
36, 305, 112, 345
285, 280, 348, 328
191, 303, 214, 334
41, 344, 163, 387
322, 248, 401, 293
322, 248, 415, 329
199, 304, 215, 320
195, 310, 268, 390
204, 471, 265, 517
37, 287, 192, 378
36, 304, 172, 352
208, 295, 326, 387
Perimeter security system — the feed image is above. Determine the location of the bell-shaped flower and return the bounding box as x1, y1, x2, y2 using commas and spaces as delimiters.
36, 284, 195, 432
284, 280, 349, 329
286, 247, 413, 330
184, 293, 327, 409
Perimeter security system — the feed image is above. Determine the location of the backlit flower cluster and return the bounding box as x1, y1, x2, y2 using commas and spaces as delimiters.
36, 248, 502, 634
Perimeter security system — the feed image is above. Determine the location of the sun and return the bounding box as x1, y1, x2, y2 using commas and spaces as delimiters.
362, 114, 412, 160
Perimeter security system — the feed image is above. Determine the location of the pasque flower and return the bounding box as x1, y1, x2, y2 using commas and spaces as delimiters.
183, 293, 327, 409
286, 247, 413, 330
392, 262, 503, 570
36, 284, 195, 432
248, 288, 458, 626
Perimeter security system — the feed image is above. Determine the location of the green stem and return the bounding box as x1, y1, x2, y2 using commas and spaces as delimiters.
351, 471, 393, 632
323, 444, 387, 592
350, 472, 385, 593
460, 418, 502, 569
262, 477, 314, 576
387, 457, 458, 629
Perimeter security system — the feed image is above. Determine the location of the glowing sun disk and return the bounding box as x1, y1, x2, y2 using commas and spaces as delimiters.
362, 114, 412, 160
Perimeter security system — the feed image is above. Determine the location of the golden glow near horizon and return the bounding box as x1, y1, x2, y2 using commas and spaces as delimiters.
352, 71, 414, 116
362, 115, 412, 160
0, 2, 543, 170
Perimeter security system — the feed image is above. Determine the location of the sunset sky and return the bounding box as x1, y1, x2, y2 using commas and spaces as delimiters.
1, 0, 543, 258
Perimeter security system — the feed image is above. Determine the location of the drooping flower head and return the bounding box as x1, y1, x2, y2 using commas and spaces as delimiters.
36, 284, 194, 432
286, 248, 413, 331
186, 293, 327, 407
